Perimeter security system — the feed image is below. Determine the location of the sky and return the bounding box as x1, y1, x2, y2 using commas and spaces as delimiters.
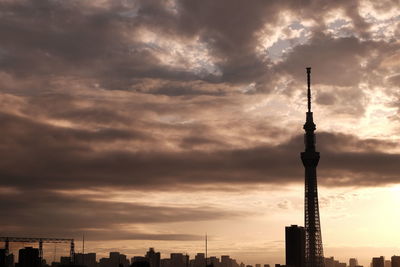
0, 0, 400, 266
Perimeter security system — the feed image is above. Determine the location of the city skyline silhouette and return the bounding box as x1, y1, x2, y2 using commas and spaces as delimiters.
1, 0, 400, 267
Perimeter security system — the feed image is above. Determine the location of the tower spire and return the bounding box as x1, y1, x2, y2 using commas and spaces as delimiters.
307, 67, 311, 112
301, 67, 324, 267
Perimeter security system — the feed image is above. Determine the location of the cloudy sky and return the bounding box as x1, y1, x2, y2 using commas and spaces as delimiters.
1, 0, 400, 265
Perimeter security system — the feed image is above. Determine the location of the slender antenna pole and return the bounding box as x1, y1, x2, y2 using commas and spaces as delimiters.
306, 67, 311, 112
205, 233, 207, 267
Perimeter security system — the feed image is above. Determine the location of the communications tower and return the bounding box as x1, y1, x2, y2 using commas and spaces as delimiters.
301, 67, 325, 267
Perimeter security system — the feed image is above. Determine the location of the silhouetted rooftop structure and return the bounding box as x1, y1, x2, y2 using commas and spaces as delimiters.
392, 256, 400, 267
16, 247, 41, 267
372, 257, 385, 267
286, 225, 305, 267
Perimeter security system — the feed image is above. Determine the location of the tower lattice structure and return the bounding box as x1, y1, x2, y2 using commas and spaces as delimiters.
300, 68, 325, 267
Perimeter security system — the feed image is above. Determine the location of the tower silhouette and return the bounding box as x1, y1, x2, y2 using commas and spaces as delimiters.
300, 67, 324, 267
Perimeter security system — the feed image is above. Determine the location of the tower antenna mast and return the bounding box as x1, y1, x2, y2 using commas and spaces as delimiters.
307, 67, 311, 112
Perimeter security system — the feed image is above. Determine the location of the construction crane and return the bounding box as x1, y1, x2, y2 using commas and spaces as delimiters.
0, 237, 75, 263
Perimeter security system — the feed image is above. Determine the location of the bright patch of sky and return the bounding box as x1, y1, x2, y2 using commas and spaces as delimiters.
366, 15, 400, 41
359, 1, 400, 20
324, 19, 354, 38
136, 28, 222, 77
357, 2, 400, 41
164, 0, 179, 15
239, 82, 257, 94
259, 11, 399, 64
360, 85, 399, 141
257, 21, 311, 63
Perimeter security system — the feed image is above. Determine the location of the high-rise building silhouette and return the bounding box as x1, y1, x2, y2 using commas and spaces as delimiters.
194, 253, 206, 267
160, 258, 171, 267
15, 247, 41, 267
324, 257, 347, 267
210, 256, 220, 267
146, 248, 160, 267
285, 225, 305, 267
349, 258, 358, 267
0, 249, 13, 267
301, 67, 324, 267
75, 253, 97, 267
99, 252, 129, 267
392, 256, 400, 267
372, 257, 385, 267
132, 256, 151, 267
323, 257, 333, 267
171, 253, 186, 267
221, 256, 232, 267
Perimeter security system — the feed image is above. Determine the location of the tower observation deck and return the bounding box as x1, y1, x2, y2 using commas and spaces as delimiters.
300, 68, 325, 267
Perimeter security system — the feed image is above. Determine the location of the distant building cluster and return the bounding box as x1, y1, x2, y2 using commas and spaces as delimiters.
1, 244, 400, 267
283, 225, 400, 267
281, 254, 400, 267
0, 247, 246, 267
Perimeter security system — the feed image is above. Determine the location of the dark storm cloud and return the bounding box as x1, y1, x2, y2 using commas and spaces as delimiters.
276, 33, 398, 87
0, 0, 397, 191
1, 111, 400, 191
0, 0, 122, 73
275, 32, 400, 116
282, 133, 400, 187
316, 91, 337, 106
171, 0, 373, 86
0, 0, 198, 91
21, 92, 134, 125
179, 136, 228, 150
140, 83, 227, 97
388, 74, 400, 87
0, 0, 386, 95
0, 190, 233, 240
81, 231, 202, 242
0, 112, 149, 146
173, 0, 279, 86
